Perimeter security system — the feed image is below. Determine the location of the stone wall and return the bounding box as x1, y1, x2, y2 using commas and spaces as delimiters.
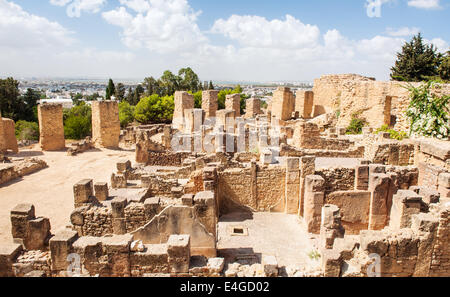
173, 91, 194, 130
271, 87, 295, 121
0, 158, 48, 186
202, 90, 219, 118
312, 74, 450, 132
91, 101, 120, 148
38, 104, 65, 151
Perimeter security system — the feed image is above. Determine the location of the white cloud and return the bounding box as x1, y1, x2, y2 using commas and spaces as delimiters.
211, 14, 320, 49
407, 0, 442, 9
0, 0, 75, 48
102, 0, 206, 53
386, 26, 420, 36
49, 0, 107, 17
118, 0, 151, 13
426, 38, 449, 53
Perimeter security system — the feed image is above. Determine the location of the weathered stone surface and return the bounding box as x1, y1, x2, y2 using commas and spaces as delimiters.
91, 101, 120, 148
226, 94, 241, 117
38, 103, 65, 151
49, 229, 78, 271
167, 234, 190, 274
202, 90, 219, 118
262, 255, 278, 277
173, 91, 194, 130
0, 243, 23, 277
94, 182, 109, 201
73, 179, 93, 208
368, 174, 390, 230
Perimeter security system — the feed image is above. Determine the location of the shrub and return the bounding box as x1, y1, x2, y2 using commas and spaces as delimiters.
134, 94, 174, 124
15, 120, 39, 141
118, 101, 135, 128
63, 102, 92, 140
406, 81, 450, 139
346, 114, 367, 135
375, 125, 408, 141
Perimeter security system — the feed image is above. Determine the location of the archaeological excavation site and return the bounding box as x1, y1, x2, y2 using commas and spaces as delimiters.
1, 74, 450, 278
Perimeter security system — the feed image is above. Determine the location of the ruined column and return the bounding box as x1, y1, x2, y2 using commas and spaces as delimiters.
299, 156, 316, 217
226, 94, 241, 117
368, 174, 390, 230
355, 165, 369, 191
389, 190, 422, 229
1, 118, 18, 153
38, 103, 65, 151
295, 90, 314, 119
271, 87, 295, 121
216, 110, 235, 133
91, 101, 120, 148
320, 204, 345, 249
202, 90, 219, 118
285, 157, 301, 214
173, 91, 194, 130
111, 197, 127, 235
245, 98, 261, 118
304, 175, 325, 234
167, 234, 191, 274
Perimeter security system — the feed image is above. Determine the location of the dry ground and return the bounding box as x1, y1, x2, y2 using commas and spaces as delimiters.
0, 145, 134, 243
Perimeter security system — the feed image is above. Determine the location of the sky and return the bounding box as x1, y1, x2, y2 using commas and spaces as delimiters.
0, 0, 449, 82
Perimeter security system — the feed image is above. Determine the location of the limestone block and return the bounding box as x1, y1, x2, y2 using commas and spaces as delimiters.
295, 90, 314, 119
245, 98, 261, 118
304, 191, 324, 234
262, 255, 278, 277
49, 229, 78, 271
173, 91, 194, 130
100, 234, 133, 277
116, 159, 132, 173
368, 174, 390, 230
130, 244, 169, 276
111, 197, 127, 218
305, 175, 325, 193
355, 165, 369, 191
91, 101, 120, 148
226, 94, 241, 117
25, 217, 51, 250
271, 87, 295, 121
202, 90, 219, 118
94, 182, 109, 201
438, 173, 450, 188
167, 234, 190, 274
207, 257, 225, 273
389, 190, 422, 230
73, 179, 93, 207
321, 249, 342, 277
10, 203, 35, 240
38, 103, 65, 151
0, 243, 23, 277
411, 213, 439, 233
1, 118, 18, 153
181, 194, 194, 206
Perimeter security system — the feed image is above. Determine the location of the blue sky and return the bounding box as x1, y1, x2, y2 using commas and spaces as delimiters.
1, 0, 449, 81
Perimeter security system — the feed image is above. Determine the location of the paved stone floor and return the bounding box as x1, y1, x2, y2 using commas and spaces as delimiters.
217, 212, 320, 269
0, 145, 135, 243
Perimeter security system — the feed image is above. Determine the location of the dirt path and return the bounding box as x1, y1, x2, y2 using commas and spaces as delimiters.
0, 146, 134, 243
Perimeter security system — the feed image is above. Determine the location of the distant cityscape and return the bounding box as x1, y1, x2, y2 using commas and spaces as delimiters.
10, 77, 313, 109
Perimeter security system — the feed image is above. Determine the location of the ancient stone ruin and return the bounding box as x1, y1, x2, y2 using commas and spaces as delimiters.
1, 74, 449, 278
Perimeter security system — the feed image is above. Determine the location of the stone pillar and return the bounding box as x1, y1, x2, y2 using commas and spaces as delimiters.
10, 203, 35, 243
368, 174, 390, 230
285, 157, 300, 214
91, 101, 120, 148
173, 91, 194, 130
49, 229, 79, 271
184, 109, 204, 133
389, 190, 422, 229
0, 243, 23, 277
245, 98, 261, 118
355, 165, 369, 191
226, 94, 241, 117
295, 90, 314, 119
94, 182, 109, 201
202, 90, 219, 118
438, 173, 450, 198
0, 112, 5, 152
271, 87, 295, 121
304, 175, 325, 234
299, 156, 316, 217
194, 191, 218, 255
73, 179, 93, 208
1, 118, 18, 153
167, 234, 190, 274
320, 204, 345, 250
38, 103, 65, 151
216, 110, 235, 133
111, 197, 127, 235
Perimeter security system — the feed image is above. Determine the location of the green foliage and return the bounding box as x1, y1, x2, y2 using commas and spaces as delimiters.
375, 125, 408, 141
63, 102, 92, 140
438, 51, 450, 81
15, 120, 39, 141
217, 85, 249, 113
118, 101, 135, 128
346, 113, 367, 135
115, 83, 126, 101
391, 33, 441, 82
307, 250, 321, 260
0, 78, 39, 122
105, 78, 115, 100
134, 94, 174, 124
406, 81, 450, 139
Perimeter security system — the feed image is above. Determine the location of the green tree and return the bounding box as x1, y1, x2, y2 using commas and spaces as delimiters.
179, 67, 201, 92
160, 70, 180, 96
63, 102, 92, 140
21, 88, 40, 122
105, 78, 116, 100
208, 81, 215, 90
115, 83, 126, 101
438, 51, 450, 81
0, 77, 21, 121
143, 77, 160, 96
118, 101, 135, 128
391, 33, 440, 82
134, 94, 174, 124
15, 120, 39, 141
